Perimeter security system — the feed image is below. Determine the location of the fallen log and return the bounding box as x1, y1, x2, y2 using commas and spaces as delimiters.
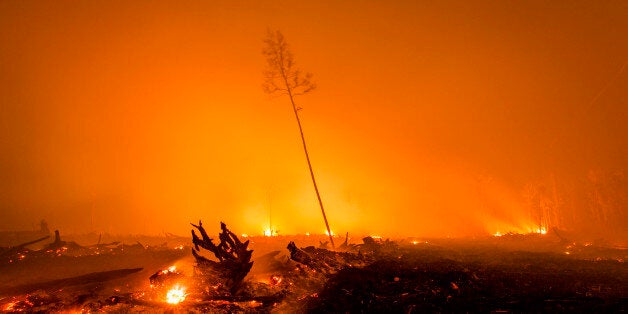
0, 235, 50, 259
0, 268, 143, 297
287, 241, 372, 273
88, 234, 120, 249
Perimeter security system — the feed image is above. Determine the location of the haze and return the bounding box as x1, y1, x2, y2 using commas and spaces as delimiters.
1, 1, 626, 239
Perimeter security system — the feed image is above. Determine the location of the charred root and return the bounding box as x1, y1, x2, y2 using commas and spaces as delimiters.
190, 221, 253, 295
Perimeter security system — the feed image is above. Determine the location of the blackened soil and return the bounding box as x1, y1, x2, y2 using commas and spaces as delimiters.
306, 247, 627, 313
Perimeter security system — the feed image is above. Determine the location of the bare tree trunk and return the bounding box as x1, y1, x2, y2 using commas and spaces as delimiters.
285, 86, 335, 249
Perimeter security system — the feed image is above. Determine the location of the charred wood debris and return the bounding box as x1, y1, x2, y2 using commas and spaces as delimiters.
0, 221, 386, 312
0, 229, 172, 263
1, 222, 626, 312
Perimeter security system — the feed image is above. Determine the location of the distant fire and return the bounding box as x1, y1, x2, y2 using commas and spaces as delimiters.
263, 227, 277, 237
165, 284, 186, 304
534, 227, 548, 235
411, 240, 428, 245
324, 230, 335, 236
492, 226, 548, 237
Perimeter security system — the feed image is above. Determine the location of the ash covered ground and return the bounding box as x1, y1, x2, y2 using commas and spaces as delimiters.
0, 228, 626, 313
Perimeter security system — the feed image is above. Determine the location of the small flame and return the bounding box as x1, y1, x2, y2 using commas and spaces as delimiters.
270, 275, 283, 286
166, 284, 187, 304
324, 230, 335, 236
493, 232, 503, 237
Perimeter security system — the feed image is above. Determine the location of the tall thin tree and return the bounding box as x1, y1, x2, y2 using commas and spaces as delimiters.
262, 30, 335, 248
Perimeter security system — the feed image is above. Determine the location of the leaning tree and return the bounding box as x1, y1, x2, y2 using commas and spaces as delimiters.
262, 30, 334, 248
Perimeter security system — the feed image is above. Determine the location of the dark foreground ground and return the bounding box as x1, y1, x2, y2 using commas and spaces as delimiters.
304, 245, 626, 312
0, 232, 626, 313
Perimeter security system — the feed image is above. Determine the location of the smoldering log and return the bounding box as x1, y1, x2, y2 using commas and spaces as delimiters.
0, 235, 50, 259
190, 221, 253, 295
287, 241, 371, 273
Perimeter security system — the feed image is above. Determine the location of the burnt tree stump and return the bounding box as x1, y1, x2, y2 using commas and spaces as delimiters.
191, 221, 253, 295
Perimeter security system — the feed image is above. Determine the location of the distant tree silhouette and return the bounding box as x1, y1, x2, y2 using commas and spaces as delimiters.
262, 30, 334, 248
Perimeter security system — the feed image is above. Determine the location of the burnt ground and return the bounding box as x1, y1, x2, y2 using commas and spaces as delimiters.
301, 245, 626, 313
0, 233, 626, 313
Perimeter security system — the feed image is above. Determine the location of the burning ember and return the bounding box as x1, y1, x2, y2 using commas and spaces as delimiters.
165, 284, 187, 304
3, 301, 17, 312
149, 265, 184, 288
270, 275, 283, 286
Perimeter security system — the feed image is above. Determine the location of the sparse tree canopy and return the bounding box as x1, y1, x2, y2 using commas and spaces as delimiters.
263, 30, 316, 97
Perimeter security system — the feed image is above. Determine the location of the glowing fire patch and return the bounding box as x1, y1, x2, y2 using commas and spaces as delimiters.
270, 275, 283, 286
263, 228, 277, 237
324, 230, 335, 236
3, 301, 17, 311
166, 285, 187, 304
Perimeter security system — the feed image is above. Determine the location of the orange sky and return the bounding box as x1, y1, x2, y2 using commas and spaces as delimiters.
1, 1, 626, 237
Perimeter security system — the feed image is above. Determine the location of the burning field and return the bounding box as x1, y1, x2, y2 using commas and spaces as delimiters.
0, 222, 625, 313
